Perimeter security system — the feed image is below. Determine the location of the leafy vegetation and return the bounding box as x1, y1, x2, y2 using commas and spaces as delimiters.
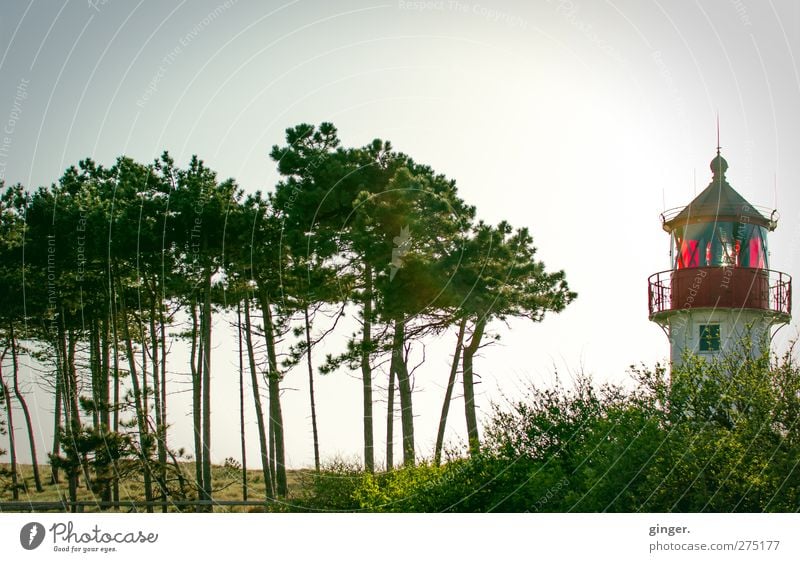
3, 339, 799, 512
314, 345, 800, 512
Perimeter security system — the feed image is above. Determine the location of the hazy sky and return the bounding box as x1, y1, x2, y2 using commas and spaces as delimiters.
1, 0, 799, 469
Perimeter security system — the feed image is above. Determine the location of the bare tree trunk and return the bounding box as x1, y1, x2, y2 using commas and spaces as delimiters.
393, 318, 415, 466
304, 306, 320, 473
200, 266, 213, 509
386, 345, 395, 472
110, 287, 121, 506
89, 320, 100, 430
89, 318, 111, 503
159, 293, 168, 460
65, 327, 93, 493
62, 321, 80, 506
243, 296, 274, 499
56, 316, 79, 505
462, 317, 485, 455
51, 356, 62, 485
434, 318, 466, 466
9, 323, 43, 491
361, 263, 374, 473
118, 277, 154, 512
0, 351, 19, 499
140, 321, 148, 428
88, 319, 104, 497
260, 290, 287, 497
189, 297, 204, 507
149, 286, 167, 512
65, 327, 81, 436
237, 303, 248, 500
97, 314, 111, 502
268, 412, 276, 493
100, 315, 110, 431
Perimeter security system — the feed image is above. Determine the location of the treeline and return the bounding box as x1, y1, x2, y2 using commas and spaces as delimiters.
0, 122, 575, 510
298, 346, 800, 512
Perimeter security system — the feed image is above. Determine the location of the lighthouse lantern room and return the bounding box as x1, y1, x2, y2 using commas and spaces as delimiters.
648, 150, 792, 365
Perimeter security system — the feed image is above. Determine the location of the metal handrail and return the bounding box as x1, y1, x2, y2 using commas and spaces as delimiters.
648, 267, 792, 317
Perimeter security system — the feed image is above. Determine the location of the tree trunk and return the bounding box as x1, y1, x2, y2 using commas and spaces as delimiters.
149, 286, 167, 512
189, 297, 204, 507
268, 412, 276, 495
200, 266, 213, 508
62, 323, 79, 435
89, 317, 111, 504
140, 319, 148, 428
434, 318, 466, 466
9, 323, 43, 491
462, 317, 486, 455
64, 323, 84, 502
56, 317, 75, 500
118, 277, 154, 512
393, 318, 415, 466
237, 303, 248, 501
96, 314, 111, 503
159, 290, 168, 462
260, 289, 287, 497
244, 295, 274, 499
89, 320, 100, 430
386, 348, 395, 472
0, 352, 19, 499
110, 285, 121, 506
360, 263, 374, 473
100, 314, 110, 431
304, 306, 321, 473
51, 353, 62, 485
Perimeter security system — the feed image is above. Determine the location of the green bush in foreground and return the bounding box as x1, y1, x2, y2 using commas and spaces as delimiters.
304, 345, 800, 512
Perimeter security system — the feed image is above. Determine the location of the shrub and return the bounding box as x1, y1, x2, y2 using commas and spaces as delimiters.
294, 456, 364, 511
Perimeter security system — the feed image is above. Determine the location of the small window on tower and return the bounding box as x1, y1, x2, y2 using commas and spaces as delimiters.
699, 324, 721, 352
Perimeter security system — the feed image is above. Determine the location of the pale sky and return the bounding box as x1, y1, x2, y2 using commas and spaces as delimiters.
1, 0, 799, 470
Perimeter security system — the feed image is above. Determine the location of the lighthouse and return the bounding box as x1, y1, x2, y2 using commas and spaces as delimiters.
648, 150, 792, 365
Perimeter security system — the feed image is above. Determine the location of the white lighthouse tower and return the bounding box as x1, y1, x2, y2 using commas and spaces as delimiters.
648, 149, 792, 364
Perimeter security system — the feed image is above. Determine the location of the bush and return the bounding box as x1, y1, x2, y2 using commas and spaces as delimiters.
336, 346, 800, 512
294, 456, 364, 511
290, 343, 800, 512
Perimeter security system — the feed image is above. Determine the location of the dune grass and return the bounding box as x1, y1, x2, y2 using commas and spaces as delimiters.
0, 462, 311, 512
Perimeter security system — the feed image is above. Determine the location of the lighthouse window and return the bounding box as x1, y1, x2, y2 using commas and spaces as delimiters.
735, 224, 769, 268
678, 239, 699, 268
698, 324, 721, 352
748, 237, 766, 268
673, 223, 769, 269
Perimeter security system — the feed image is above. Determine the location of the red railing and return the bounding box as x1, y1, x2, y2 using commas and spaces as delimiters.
648, 267, 791, 318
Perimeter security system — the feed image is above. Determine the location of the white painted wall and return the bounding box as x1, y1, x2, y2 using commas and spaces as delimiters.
663, 308, 782, 365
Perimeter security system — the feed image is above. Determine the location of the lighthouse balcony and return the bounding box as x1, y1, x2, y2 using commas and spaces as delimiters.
648, 267, 791, 320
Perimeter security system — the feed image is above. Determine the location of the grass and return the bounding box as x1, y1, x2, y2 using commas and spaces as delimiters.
0, 462, 311, 513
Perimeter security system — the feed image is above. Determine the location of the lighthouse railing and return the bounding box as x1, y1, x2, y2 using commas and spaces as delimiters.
772, 270, 792, 315
648, 268, 791, 317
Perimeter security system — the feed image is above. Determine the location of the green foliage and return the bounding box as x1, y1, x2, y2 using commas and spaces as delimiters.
327, 345, 800, 512
354, 463, 445, 511
294, 457, 364, 511
49, 426, 134, 493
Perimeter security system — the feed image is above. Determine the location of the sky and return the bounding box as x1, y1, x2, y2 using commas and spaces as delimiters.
0, 0, 799, 470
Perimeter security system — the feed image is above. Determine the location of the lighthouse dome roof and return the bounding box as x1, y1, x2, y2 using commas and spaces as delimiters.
663, 152, 773, 232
